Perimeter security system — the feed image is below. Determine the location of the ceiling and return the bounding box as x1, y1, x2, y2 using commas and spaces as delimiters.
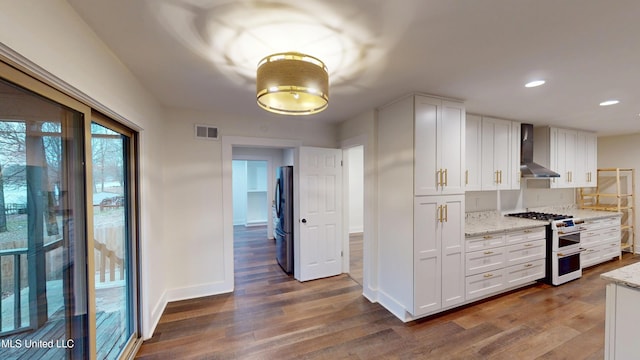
67, 0, 640, 136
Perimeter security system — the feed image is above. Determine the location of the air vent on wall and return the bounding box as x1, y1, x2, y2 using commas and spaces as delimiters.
195, 124, 219, 140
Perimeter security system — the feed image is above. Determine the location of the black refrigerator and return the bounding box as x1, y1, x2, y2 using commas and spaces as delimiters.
275, 166, 294, 274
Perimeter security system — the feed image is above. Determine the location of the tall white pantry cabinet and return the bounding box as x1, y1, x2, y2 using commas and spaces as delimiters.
377, 94, 465, 321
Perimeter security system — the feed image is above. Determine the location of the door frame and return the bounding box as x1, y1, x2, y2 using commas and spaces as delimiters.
340, 134, 374, 299
221, 136, 301, 289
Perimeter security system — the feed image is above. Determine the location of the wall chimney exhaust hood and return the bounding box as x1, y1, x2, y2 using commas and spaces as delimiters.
520, 123, 560, 178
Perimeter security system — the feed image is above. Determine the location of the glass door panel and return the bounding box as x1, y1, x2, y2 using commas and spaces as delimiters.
0, 76, 88, 358
91, 121, 136, 360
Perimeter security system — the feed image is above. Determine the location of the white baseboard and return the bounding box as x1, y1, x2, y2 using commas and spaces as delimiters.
376, 289, 411, 322
166, 280, 233, 303
144, 289, 168, 340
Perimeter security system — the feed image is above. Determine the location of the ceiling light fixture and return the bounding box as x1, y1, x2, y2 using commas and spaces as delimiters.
525, 80, 545, 88
599, 100, 620, 106
256, 52, 329, 115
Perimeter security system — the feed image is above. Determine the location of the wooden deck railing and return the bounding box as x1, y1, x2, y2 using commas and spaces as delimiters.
94, 240, 124, 283
0, 237, 123, 336
0, 238, 62, 335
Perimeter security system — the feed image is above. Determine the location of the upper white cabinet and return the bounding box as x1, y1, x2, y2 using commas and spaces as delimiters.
534, 126, 597, 188
415, 96, 466, 195
510, 123, 522, 189
481, 117, 512, 190
465, 114, 482, 191
576, 131, 598, 187
465, 115, 520, 191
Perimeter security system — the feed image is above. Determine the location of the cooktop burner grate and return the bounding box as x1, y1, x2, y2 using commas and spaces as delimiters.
506, 212, 573, 221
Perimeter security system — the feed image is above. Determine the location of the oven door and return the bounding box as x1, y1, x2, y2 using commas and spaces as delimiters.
556, 229, 581, 250
552, 247, 584, 285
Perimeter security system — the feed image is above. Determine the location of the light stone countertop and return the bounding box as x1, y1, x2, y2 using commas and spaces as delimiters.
601, 262, 640, 289
465, 212, 546, 237
464, 208, 621, 237
565, 209, 622, 221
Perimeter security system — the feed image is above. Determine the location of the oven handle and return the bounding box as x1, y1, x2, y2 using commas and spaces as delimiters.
557, 248, 586, 258
557, 227, 586, 235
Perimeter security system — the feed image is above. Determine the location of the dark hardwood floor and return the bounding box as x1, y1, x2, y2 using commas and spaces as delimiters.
135, 226, 640, 359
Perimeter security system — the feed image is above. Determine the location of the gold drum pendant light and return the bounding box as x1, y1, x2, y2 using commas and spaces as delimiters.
256, 52, 329, 115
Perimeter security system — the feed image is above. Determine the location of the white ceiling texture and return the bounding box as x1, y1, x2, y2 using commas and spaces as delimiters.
67, 0, 640, 135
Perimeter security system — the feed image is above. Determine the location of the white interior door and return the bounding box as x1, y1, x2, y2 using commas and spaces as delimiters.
298, 146, 343, 281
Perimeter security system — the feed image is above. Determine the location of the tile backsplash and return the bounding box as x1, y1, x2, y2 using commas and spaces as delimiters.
465, 185, 575, 213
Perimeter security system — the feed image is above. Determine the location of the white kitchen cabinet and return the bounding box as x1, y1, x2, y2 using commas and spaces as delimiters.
555, 128, 578, 188
576, 131, 597, 187
534, 126, 596, 188
377, 94, 466, 322
582, 216, 621, 268
464, 226, 546, 302
415, 96, 466, 195
481, 117, 512, 190
510, 122, 522, 189
414, 195, 465, 315
465, 114, 482, 191
465, 115, 520, 191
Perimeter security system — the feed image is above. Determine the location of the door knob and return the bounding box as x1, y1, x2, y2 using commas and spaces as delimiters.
301, 218, 307, 223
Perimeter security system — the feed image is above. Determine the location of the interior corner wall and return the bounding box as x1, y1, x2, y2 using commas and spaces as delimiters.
0, 0, 169, 339
597, 133, 640, 253
162, 107, 339, 302
339, 109, 377, 300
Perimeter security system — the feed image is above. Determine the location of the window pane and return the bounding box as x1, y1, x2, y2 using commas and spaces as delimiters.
92, 122, 133, 359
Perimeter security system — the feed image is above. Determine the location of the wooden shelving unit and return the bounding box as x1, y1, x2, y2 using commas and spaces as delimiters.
579, 168, 636, 254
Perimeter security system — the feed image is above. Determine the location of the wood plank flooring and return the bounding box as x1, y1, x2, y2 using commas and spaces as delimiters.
135, 226, 640, 359
349, 232, 363, 286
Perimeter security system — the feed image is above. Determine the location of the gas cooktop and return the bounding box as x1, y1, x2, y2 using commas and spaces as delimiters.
506, 211, 573, 222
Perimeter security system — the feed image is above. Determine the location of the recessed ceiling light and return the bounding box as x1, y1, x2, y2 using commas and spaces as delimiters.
599, 100, 620, 106
525, 80, 545, 88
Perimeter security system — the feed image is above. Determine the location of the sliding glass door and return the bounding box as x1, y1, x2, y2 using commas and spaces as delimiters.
0, 65, 91, 358
91, 116, 138, 359
0, 61, 140, 359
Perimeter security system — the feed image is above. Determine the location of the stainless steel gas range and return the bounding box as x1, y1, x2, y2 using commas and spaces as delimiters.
507, 212, 586, 285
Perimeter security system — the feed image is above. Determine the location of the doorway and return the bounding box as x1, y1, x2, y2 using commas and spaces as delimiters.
344, 145, 364, 286
227, 143, 296, 284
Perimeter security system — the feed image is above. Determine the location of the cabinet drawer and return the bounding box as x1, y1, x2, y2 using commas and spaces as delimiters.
466, 233, 505, 252
601, 226, 621, 242
505, 227, 546, 245
598, 241, 621, 261
466, 269, 505, 301
585, 217, 620, 230
581, 229, 603, 246
505, 259, 545, 287
505, 239, 545, 266
466, 248, 505, 276
599, 217, 621, 228
582, 247, 601, 268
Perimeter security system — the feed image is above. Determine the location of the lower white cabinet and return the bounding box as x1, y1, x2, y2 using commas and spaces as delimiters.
414, 195, 465, 316
582, 216, 621, 268
465, 226, 546, 301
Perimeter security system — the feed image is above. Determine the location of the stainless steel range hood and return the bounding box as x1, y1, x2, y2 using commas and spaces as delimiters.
520, 123, 560, 178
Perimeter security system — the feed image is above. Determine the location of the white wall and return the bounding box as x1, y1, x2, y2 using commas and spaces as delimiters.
348, 146, 364, 233
339, 110, 377, 301
162, 107, 338, 301
0, 0, 168, 339
598, 134, 640, 253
